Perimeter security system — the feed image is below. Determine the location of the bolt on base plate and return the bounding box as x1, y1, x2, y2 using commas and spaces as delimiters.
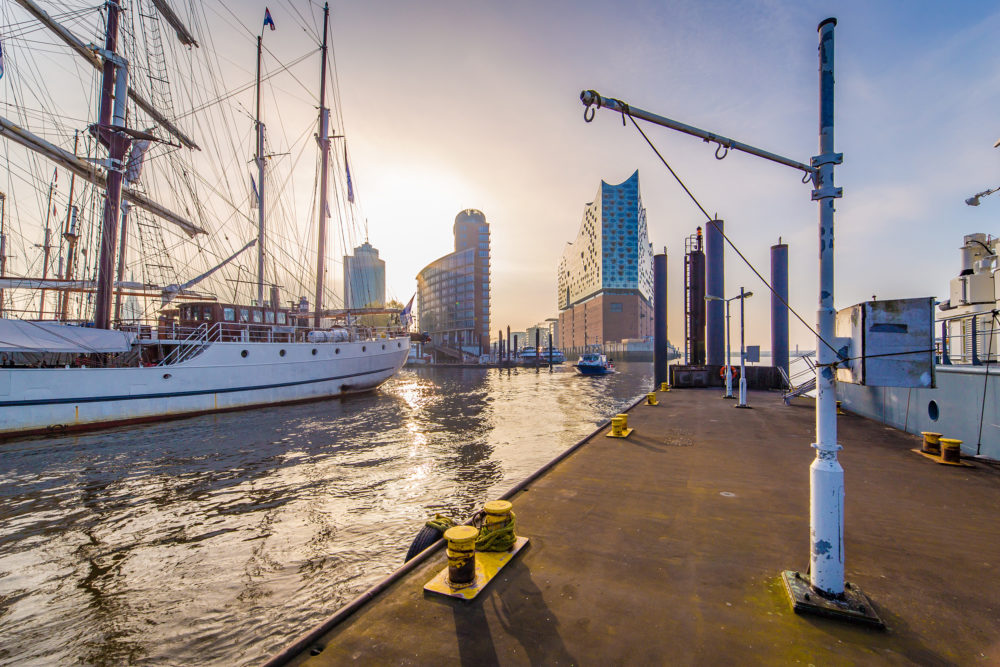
780, 570, 885, 629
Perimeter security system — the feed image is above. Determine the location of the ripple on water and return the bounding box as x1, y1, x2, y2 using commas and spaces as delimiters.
0, 362, 651, 666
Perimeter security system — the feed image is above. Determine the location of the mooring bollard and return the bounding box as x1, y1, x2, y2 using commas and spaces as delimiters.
479, 500, 517, 551
920, 431, 942, 455
610, 416, 625, 437
647, 392, 658, 405
939, 438, 962, 464
444, 525, 479, 588
617, 413, 628, 430
660, 381, 670, 392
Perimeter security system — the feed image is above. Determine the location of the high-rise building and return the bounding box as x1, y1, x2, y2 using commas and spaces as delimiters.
417, 209, 491, 353
557, 171, 654, 351
343, 241, 386, 309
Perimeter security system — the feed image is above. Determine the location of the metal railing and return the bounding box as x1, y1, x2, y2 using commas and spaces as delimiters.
937, 310, 999, 366
158, 322, 211, 366
781, 352, 817, 404
148, 321, 409, 367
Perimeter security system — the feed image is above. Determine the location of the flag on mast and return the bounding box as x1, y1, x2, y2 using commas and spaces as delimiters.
345, 146, 355, 203
400, 294, 414, 328
263, 8, 276, 31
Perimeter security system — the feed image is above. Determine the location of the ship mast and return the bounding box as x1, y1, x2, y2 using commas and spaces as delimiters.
313, 2, 331, 328
255, 34, 267, 308
93, 0, 130, 329
0, 192, 6, 317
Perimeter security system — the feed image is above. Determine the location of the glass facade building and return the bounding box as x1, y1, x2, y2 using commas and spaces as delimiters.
417, 209, 490, 353
557, 171, 654, 350
343, 242, 386, 309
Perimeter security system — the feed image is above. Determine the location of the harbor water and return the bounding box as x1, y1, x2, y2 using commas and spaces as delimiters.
0, 362, 651, 666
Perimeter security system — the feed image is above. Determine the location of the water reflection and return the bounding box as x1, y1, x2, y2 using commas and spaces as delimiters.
0, 362, 651, 666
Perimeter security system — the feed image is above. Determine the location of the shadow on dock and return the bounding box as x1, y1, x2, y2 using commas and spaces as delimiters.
272, 388, 1000, 665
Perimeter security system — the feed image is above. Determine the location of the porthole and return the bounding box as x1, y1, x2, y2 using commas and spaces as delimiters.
162, 373, 172, 379
279, 349, 286, 357
362, 345, 367, 352
312, 348, 317, 356
928, 400, 939, 421
397, 342, 402, 348
335, 347, 340, 354
241, 350, 248, 358
381, 344, 385, 350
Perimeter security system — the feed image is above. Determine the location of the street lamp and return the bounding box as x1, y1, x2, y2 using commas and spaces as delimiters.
706, 289, 753, 403
965, 187, 1000, 206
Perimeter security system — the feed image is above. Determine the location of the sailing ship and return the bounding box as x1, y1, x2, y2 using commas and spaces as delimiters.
0, 1, 407, 437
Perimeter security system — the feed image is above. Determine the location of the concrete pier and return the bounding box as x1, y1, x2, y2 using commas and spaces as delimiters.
274, 389, 1000, 665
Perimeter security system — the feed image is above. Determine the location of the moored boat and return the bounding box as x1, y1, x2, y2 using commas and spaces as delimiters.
0, 2, 408, 437
517, 345, 565, 364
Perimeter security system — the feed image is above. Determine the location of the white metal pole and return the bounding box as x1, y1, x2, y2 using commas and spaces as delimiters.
810, 17, 844, 596
725, 299, 733, 397
738, 287, 748, 406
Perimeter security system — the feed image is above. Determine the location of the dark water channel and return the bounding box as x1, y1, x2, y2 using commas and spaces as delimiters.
0, 362, 652, 665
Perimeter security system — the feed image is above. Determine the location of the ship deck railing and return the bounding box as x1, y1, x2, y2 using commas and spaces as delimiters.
937, 309, 1000, 366
113, 321, 407, 367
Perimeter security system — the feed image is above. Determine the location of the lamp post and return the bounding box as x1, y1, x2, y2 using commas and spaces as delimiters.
706, 291, 752, 401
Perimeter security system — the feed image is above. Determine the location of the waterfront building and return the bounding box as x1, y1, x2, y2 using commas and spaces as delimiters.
417, 209, 491, 354
343, 241, 386, 309
526, 318, 560, 349
557, 171, 654, 352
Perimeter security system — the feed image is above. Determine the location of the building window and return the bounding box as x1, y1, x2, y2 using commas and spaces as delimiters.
610, 303, 623, 312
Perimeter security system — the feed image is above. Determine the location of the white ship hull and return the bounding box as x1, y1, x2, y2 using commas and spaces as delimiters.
0, 337, 409, 438
838, 365, 1000, 461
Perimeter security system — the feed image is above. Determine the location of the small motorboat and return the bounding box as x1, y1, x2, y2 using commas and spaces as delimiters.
574, 351, 615, 375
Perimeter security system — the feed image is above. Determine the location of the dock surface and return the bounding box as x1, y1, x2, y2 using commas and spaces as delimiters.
282, 389, 1000, 665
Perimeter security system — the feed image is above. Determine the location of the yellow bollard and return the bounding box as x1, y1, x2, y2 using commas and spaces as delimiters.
479, 500, 517, 552
444, 525, 479, 588
920, 431, 942, 455
939, 438, 962, 464
660, 381, 671, 392
483, 500, 514, 531
836, 400, 846, 415
607, 413, 633, 438
647, 392, 659, 406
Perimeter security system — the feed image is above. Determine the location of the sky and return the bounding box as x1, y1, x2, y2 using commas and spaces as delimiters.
318, 0, 1000, 350
4, 1, 1000, 350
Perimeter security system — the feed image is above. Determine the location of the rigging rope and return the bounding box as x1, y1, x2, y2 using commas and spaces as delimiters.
621, 110, 841, 359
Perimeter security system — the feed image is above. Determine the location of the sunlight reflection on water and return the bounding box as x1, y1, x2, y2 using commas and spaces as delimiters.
0, 362, 651, 666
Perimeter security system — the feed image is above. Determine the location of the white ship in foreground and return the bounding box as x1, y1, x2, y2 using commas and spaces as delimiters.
0, 2, 407, 437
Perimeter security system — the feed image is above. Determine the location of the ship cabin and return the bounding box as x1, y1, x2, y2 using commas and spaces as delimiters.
163, 301, 301, 342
